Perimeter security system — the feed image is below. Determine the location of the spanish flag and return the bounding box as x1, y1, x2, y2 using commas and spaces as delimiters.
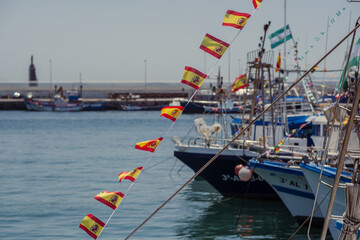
160, 106, 184, 122
94, 191, 124, 210
200, 33, 229, 59
275, 52, 281, 72
79, 214, 105, 239
181, 66, 207, 90
232, 74, 248, 92
222, 10, 251, 30
135, 137, 163, 152
252, 0, 262, 9
118, 167, 143, 182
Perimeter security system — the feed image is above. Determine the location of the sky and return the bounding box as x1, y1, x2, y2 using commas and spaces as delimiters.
0, 0, 359, 86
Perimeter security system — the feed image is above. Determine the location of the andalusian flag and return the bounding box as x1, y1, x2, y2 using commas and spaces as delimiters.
160, 106, 184, 122
252, 0, 262, 9
339, 37, 360, 92
135, 137, 163, 152
222, 10, 251, 30
232, 74, 248, 92
269, 25, 293, 49
181, 66, 207, 90
275, 52, 281, 72
79, 214, 105, 239
94, 191, 124, 210
118, 167, 143, 182
200, 33, 229, 59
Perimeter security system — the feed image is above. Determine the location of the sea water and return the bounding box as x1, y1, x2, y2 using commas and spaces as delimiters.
0, 111, 329, 239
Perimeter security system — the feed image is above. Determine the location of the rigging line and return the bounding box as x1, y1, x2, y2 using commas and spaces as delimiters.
234, 161, 258, 229
124, 23, 360, 240
307, 111, 337, 239
97, 180, 137, 240
288, 187, 332, 240
169, 157, 178, 176
144, 156, 173, 172
321, 18, 360, 239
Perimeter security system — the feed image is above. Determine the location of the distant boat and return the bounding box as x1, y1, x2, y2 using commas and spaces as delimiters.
120, 104, 163, 111
24, 92, 83, 112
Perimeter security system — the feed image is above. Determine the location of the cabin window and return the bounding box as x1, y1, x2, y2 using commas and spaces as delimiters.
312, 124, 321, 136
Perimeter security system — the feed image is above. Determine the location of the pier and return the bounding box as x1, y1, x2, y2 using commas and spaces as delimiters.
0, 83, 193, 110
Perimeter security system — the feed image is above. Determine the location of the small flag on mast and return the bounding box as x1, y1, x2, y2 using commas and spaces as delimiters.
118, 167, 143, 182
79, 214, 105, 239
231, 74, 248, 92
181, 66, 207, 90
275, 52, 281, 72
269, 25, 293, 49
200, 33, 229, 59
222, 10, 251, 30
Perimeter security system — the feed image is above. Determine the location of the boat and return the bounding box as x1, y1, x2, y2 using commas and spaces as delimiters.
24, 93, 83, 112
203, 99, 243, 113
300, 163, 352, 239
173, 137, 277, 198
248, 159, 324, 226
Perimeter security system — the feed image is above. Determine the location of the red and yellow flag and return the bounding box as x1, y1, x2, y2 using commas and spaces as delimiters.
275, 52, 281, 72
118, 167, 143, 182
252, 0, 262, 9
135, 137, 163, 152
222, 10, 251, 29
79, 214, 105, 239
160, 106, 184, 122
94, 191, 124, 210
181, 66, 207, 90
232, 74, 248, 92
200, 33, 229, 59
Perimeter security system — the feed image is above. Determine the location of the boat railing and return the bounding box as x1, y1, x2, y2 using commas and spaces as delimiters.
186, 136, 260, 149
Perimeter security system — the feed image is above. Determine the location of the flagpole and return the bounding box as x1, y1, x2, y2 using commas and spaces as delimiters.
284, 0, 287, 76
321, 17, 330, 96
228, 47, 231, 92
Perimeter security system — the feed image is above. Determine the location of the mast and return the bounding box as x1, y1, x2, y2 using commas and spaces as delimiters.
283, 0, 287, 76
320, 18, 360, 240
322, 16, 330, 96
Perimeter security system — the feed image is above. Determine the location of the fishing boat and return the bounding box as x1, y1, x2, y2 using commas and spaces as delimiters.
24, 93, 83, 112
300, 163, 352, 239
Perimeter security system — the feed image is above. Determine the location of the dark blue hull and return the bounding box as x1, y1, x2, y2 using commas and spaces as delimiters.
174, 150, 278, 199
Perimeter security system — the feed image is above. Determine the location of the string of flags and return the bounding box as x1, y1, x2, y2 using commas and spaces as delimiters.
269, 1, 350, 73
259, 99, 340, 157
79, 0, 264, 239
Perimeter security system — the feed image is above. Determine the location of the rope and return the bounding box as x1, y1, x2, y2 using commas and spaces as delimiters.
288, 188, 331, 240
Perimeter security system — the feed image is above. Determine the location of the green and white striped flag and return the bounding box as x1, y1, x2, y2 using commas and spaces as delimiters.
268, 25, 293, 49
339, 37, 360, 92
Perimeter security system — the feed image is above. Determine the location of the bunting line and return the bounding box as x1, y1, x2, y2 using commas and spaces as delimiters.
80, 1, 265, 239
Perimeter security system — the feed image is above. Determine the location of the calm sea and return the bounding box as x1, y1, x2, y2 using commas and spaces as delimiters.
0, 111, 328, 239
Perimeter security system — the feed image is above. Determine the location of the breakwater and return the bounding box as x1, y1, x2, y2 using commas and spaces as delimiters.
0, 83, 193, 110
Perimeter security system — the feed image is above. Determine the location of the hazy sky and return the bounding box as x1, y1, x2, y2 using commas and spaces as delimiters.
0, 0, 359, 85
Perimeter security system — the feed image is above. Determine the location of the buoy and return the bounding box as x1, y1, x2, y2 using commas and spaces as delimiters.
234, 164, 253, 182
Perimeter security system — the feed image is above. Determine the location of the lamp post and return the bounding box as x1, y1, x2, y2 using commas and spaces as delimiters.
49, 59, 52, 98
144, 59, 147, 96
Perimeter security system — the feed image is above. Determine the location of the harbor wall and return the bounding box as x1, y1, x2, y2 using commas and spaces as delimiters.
0, 84, 194, 110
